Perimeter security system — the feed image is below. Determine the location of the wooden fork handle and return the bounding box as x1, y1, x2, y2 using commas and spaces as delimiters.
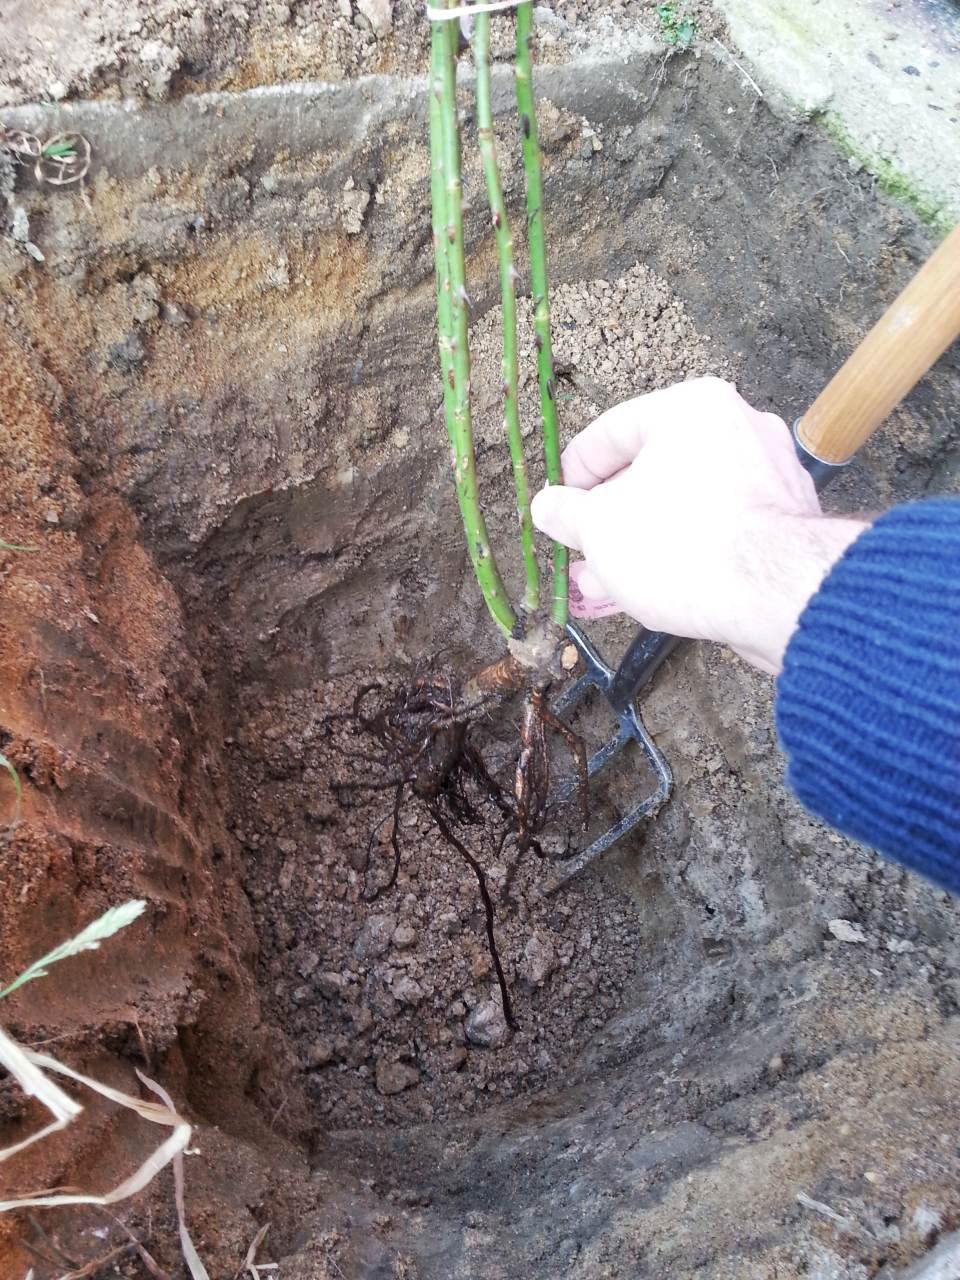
796, 222, 960, 466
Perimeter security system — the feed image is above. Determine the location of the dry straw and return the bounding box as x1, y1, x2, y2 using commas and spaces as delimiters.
0, 901, 209, 1278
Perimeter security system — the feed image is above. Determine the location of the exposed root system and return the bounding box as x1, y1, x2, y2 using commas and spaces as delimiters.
327, 656, 588, 1031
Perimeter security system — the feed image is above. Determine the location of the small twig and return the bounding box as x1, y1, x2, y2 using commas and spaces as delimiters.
100, 1210, 171, 1280
57, 1243, 134, 1279
235, 1223, 272, 1280
796, 1190, 874, 1240
711, 38, 763, 98
386, 783, 404, 892
268, 1091, 289, 1133
131, 1014, 152, 1068
22, 1240, 59, 1270
27, 1214, 80, 1268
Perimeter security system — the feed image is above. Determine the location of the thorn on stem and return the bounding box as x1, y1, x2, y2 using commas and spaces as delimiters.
546, 377, 556, 401
521, 113, 531, 140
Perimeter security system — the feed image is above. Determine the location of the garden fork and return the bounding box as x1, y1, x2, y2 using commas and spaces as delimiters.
546, 221, 960, 892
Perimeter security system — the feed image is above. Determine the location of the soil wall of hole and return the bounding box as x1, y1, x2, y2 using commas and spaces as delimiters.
2, 41, 960, 1279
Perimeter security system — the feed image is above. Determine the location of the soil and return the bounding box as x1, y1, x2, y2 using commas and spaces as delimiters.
0, 324, 313, 1271
234, 666, 653, 1128
1, 4, 960, 1279
0, 1, 725, 106
227, 267, 718, 1134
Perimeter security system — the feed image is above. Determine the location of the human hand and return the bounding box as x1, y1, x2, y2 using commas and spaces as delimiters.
530, 377, 868, 674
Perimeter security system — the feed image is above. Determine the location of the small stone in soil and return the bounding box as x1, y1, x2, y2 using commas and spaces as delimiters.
438, 911, 461, 937
828, 919, 868, 944
375, 1059, 421, 1096
305, 1040, 335, 1068
369, 986, 398, 1020
316, 971, 350, 998
390, 975, 426, 1005
465, 998, 510, 1049
348, 844, 369, 873
392, 924, 417, 949
350, 1005, 374, 1033
520, 933, 557, 987
356, 0, 392, 39
354, 913, 398, 959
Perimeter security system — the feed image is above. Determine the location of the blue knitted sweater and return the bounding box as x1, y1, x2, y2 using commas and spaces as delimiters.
776, 497, 960, 895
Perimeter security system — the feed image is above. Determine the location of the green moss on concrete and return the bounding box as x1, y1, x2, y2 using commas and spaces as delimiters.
822, 115, 956, 238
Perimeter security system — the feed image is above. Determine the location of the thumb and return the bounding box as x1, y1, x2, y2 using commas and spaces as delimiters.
569, 560, 620, 619
530, 483, 591, 551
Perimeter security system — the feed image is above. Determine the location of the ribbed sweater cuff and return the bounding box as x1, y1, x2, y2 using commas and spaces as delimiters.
775, 498, 960, 895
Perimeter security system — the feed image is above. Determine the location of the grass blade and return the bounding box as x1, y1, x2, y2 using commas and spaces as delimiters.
138, 1071, 211, 1280
0, 1026, 81, 1149
0, 900, 147, 1000
0, 1045, 190, 1209
0, 752, 22, 820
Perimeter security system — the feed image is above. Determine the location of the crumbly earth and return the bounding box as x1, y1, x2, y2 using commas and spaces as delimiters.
1, 9, 959, 1279
234, 672, 650, 1126
471, 261, 726, 456
230, 264, 722, 1130
0, 0, 724, 106
0, 325, 313, 1275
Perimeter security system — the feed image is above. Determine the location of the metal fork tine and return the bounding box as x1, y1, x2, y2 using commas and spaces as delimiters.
545, 623, 672, 891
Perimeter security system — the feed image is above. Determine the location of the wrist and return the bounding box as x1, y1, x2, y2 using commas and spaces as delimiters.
721, 511, 869, 674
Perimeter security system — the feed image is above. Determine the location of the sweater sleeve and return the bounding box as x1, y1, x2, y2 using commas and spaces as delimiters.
775, 497, 960, 895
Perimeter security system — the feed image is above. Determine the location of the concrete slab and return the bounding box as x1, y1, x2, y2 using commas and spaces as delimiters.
714, 0, 960, 231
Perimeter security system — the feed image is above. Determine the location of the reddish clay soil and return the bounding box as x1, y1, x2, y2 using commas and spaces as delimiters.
0, 327, 317, 1276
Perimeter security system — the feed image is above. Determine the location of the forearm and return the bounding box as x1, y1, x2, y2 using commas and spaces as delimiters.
528, 378, 960, 894
722, 512, 870, 674
775, 498, 960, 894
